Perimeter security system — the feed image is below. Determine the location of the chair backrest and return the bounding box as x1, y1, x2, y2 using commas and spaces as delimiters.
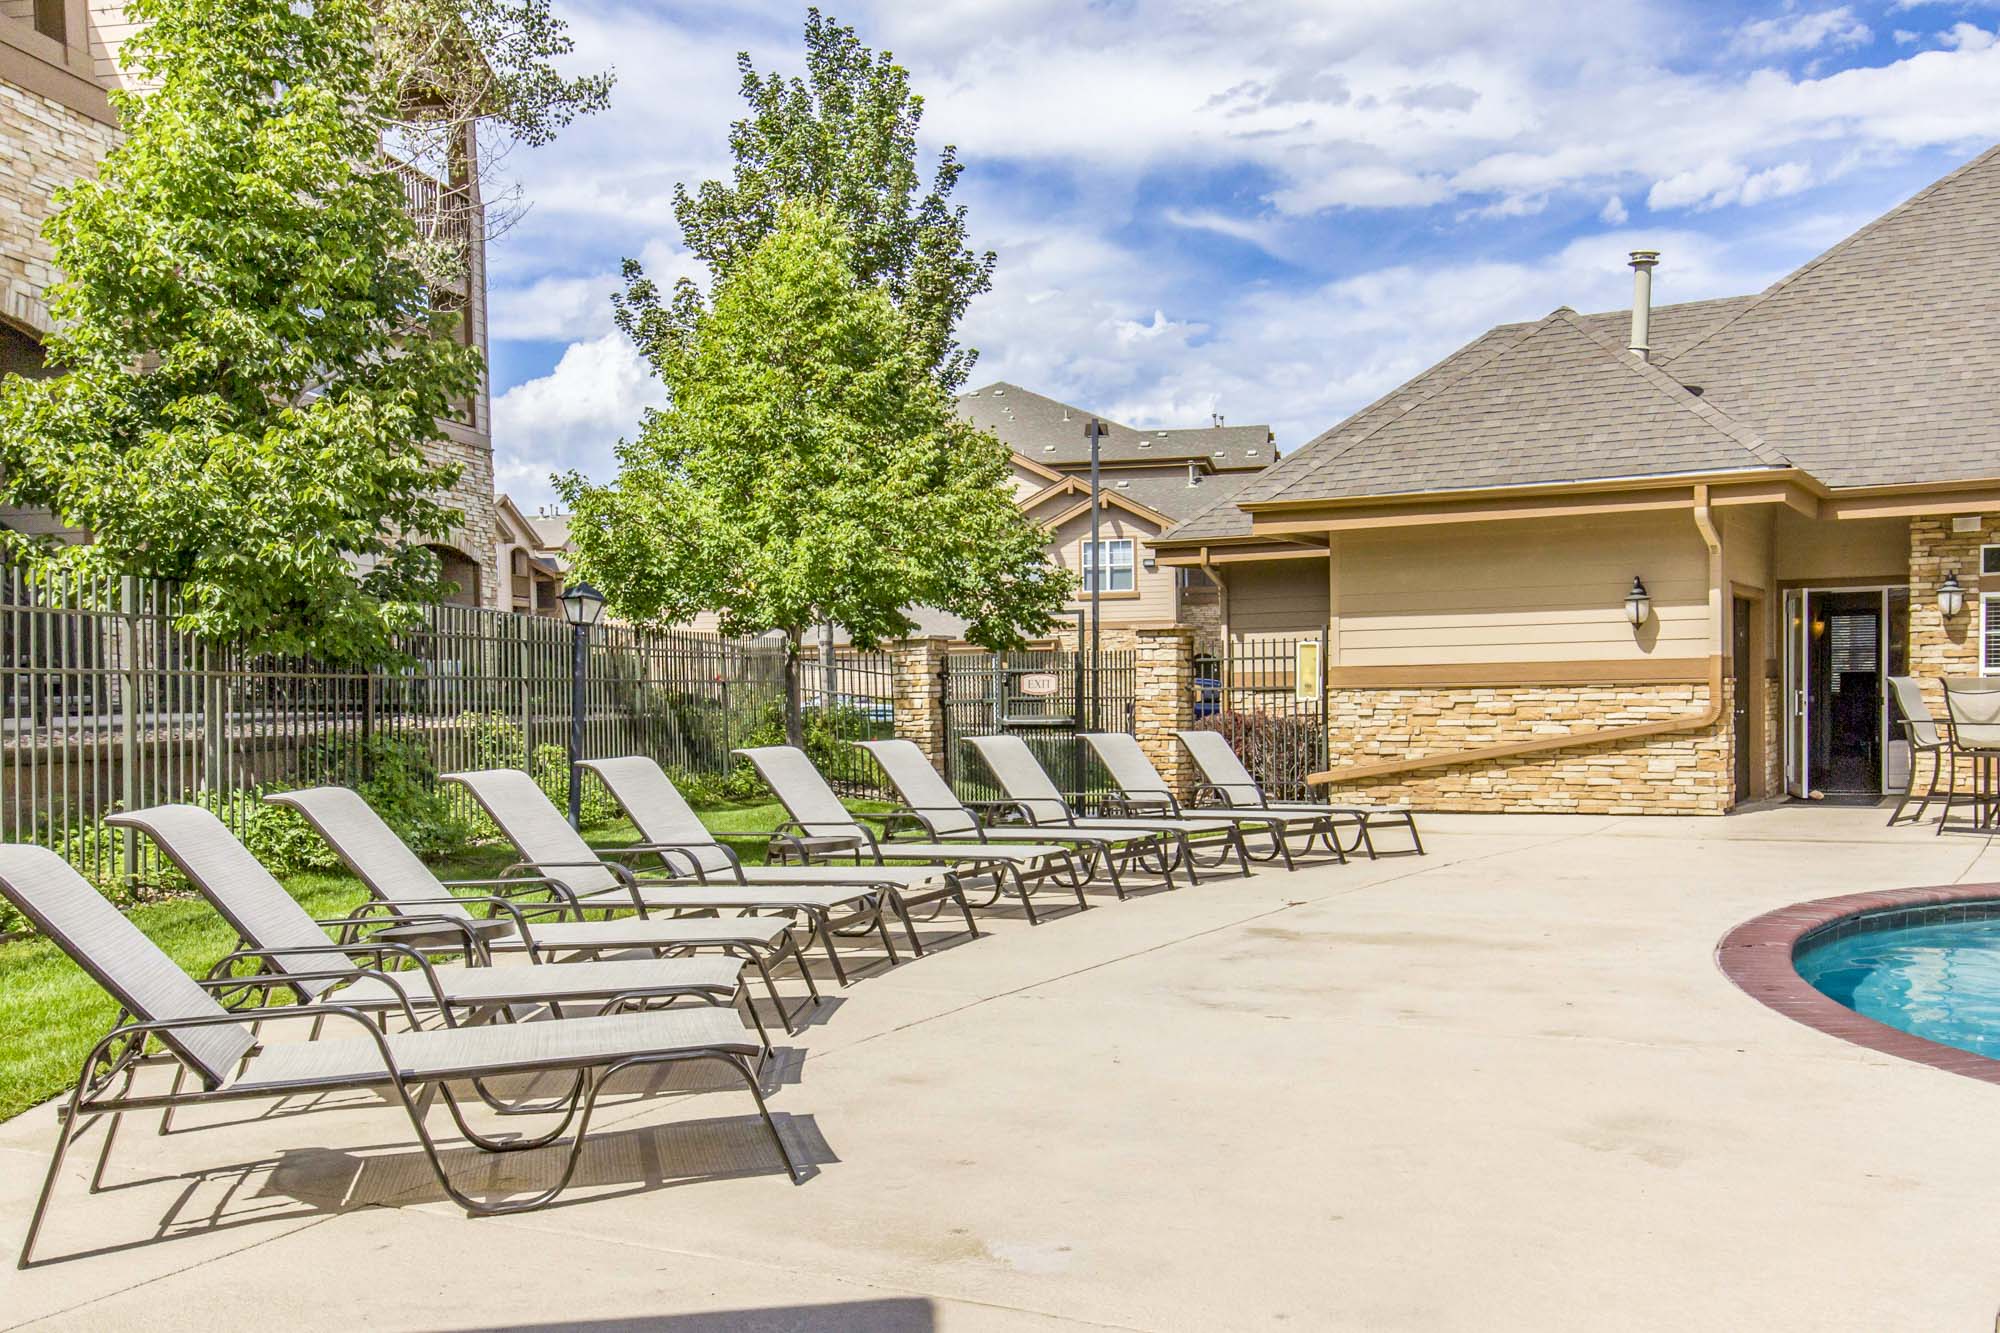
107, 805, 351, 1000
964, 735, 1073, 823
265, 787, 472, 920
1944, 678, 2000, 751
734, 746, 865, 839
1081, 733, 1170, 802
1174, 729, 1262, 806
577, 757, 734, 875
0, 845, 251, 1089
1885, 677, 1942, 748
852, 739, 979, 837
440, 769, 622, 898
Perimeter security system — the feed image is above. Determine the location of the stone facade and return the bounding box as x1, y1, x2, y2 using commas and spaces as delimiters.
1908, 514, 1986, 720
890, 637, 952, 770
0, 81, 117, 337
1320, 681, 1732, 814
1132, 626, 1196, 800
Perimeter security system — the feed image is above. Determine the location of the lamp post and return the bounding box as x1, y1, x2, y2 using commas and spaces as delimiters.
1085, 416, 1106, 731
559, 581, 606, 827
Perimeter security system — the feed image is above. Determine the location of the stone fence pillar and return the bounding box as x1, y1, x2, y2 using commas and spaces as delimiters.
1132, 625, 1197, 802
892, 637, 953, 770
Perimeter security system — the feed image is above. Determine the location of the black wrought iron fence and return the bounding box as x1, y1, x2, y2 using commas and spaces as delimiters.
1190, 634, 1328, 801
940, 647, 1136, 806
803, 646, 895, 799
0, 567, 800, 889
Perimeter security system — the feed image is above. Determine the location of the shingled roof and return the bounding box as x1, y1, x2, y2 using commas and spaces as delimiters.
1160, 144, 2000, 544
1162, 295, 1763, 542
958, 382, 1272, 471
1660, 144, 2000, 489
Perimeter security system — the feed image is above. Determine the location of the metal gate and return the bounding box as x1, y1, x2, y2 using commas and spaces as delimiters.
941, 648, 1135, 804
1194, 634, 1328, 801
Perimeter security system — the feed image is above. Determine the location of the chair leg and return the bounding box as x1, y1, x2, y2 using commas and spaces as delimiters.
1913, 747, 1943, 824
19, 1076, 91, 1267
1938, 750, 1957, 835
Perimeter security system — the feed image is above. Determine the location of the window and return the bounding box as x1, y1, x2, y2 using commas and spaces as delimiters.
1984, 593, 2000, 675
1982, 545, 2000, 577
1081, 539, 1135, 593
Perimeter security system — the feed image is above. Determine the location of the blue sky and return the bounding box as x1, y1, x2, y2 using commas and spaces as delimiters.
485, 0, 2000, 509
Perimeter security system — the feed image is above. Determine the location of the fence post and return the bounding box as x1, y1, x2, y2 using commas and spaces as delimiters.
1132, 624, 1196, 802
892, 637, 951, 770
118, 576, 139, 879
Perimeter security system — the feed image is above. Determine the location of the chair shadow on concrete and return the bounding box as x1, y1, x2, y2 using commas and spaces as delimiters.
457, 1300, 937, 1332
32, 1109, 834, 1267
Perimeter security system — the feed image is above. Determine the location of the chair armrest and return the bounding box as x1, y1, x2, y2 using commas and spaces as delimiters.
87, 1003, 412, 1093
205, 941, 452, 1016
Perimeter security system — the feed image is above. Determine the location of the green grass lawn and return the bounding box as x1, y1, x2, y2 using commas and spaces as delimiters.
0, 799, 893, 1122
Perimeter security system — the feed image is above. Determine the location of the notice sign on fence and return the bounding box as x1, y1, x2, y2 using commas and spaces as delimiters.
1016, 671, 1061, 698
1294, 640, 1322, 701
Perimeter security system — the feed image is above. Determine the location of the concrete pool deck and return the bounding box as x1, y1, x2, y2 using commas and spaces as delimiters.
5, 806, 2000, 1331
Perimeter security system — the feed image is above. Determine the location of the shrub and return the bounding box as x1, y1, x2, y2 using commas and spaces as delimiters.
530, 742, 624, 829
1190, 711, 1326, 802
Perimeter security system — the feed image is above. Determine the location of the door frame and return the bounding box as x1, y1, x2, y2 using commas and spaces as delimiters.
1781, 584, 1905, 798
1728, 586, 1766, 804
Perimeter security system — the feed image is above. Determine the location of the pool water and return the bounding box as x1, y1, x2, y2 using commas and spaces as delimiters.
1797, 914, 2000, 1059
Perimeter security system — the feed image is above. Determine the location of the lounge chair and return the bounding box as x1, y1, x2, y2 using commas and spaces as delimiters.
1080, 732, 1337, 870
853, 737, 1181, 897
441, 769, 863, 1017
735, 745, 1091, 923
1174, 728, 1424, 856
0, 844, 796, 1269
576, 755, 977, 960
266, 785, 819, 1028
962, 734, 1251, 876
105, 804, 767, 1049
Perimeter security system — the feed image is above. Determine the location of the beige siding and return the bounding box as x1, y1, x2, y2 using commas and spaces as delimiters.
1773, 511, 1909, 583
1224, 560, 1328, 650
1332, 511, 1711, 666
1047, 506, 1177, 627
87, 0, 137, 89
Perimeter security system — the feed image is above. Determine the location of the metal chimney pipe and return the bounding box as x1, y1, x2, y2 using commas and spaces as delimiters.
1627, 250, 1660, 361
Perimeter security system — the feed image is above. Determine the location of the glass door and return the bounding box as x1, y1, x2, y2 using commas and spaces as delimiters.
1783, 589, 1807, 797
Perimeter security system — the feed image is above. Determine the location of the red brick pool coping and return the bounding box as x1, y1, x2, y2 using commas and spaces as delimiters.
1716, 883, 2000, 1085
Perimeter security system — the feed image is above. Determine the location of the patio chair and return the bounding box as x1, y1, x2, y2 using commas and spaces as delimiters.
1175, 728, 1424, 857
1080, 732, 1332, 870
1886, 676, 1950, 826
1939, 677, 2000, 835
105, 804, 767, 1051
265, 785, 817, 1029
962, 733, 1251, 876
0, 844, 796, 1269
734, 745, 1091, 924
575, 755, 977, 961
854, 737, 1183, 898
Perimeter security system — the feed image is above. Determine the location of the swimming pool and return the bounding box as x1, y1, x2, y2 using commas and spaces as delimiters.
1795, 906, 2000, 1059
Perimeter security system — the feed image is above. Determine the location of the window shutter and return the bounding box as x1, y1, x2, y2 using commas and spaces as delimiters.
1985, 596, 2000, 673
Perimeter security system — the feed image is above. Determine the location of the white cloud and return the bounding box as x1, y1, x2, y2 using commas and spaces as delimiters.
1600, 195, 1630, 224
489, 334, 663, 507
1730, 7, 1872, 56
1942, 22, 1998, 51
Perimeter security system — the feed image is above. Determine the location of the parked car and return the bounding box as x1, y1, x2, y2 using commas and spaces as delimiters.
1193, 677, 1220, 719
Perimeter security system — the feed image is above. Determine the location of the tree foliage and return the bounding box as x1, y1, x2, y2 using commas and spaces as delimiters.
0, 0, 483, 661
559, 203, 1068, 743
630, 7, 994, 392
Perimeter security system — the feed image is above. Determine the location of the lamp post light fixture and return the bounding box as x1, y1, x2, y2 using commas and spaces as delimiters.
1939, 571, 1967, 619
559, 581, 607, 827
1624, 576, 1651, 628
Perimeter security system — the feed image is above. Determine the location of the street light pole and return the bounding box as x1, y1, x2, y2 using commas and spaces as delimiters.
1085, 416, 1105, 732
559, 581, 607, 828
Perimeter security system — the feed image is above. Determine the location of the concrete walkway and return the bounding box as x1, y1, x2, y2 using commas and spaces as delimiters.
5, 807, 2000, 1331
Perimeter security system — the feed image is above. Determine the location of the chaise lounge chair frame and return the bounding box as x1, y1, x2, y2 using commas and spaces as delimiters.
1080, 732, 1339, 870
0, 845, 798, 1270
1174, 728, 1424, 857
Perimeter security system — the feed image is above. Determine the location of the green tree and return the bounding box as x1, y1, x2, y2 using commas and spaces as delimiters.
0, 0, 485, 661
558, 203, 1069, 745
629, 7, 993, 392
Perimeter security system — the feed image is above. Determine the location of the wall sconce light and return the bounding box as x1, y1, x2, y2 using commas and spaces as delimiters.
1940, 571, 1967, 619
1624, 576, 1651, 627
1141, 555, 1157, 572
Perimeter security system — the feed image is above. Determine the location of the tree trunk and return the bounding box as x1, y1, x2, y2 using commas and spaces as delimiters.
783, 625, 806, 749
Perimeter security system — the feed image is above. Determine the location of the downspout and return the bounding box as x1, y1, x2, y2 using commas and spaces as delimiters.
1308, 488, 1725, 786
